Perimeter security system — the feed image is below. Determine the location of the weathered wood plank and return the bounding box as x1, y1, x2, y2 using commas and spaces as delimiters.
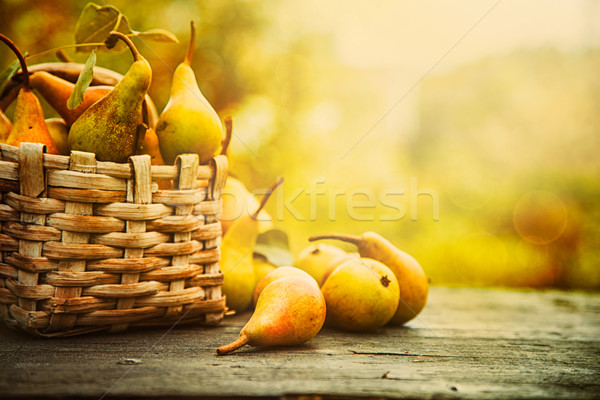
0, 287, 598, 399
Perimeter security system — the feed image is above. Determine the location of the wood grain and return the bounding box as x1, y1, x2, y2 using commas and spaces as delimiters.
0, 287, 597, 399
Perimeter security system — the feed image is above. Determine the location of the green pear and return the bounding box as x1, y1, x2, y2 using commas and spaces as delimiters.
221, 178, 283, 312
310, 232, 428, 326
295, 243, 349, 286
321, 257, 399, 332
217, 276, 326, 355
156, 21, 223, 165
68, 32, 151, 162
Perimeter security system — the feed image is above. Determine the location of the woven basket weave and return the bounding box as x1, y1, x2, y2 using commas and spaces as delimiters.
0, 142, 227, 337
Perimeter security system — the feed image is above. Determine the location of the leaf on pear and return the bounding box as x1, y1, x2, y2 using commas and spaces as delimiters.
253, 229, 294, 267
131, 29, 179, 44
74, 3, 132, 53
0, 59, 20, 96
67, 51, 96, 110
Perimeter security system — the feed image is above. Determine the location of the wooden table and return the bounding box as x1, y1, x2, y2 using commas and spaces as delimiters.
1, 287, 598, 399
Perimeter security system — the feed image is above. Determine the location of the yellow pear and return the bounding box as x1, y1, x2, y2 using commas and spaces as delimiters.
221, 178, 282, 312
252, 266, 317, 306
310, 232, 428, 326
221, 176, 273, 234
0, 109, 12, 142
321, 257, 399, 332
45, 118, 70, 155
217, 276, 326, 355
0, 34, 59, 154
295, 243, 349, 286
156, 21, 223, 165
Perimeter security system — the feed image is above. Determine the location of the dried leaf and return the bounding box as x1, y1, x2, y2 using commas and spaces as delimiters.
254, 229, 294, 267
74, 3, 132, 52
67, 51, 96, 110
131, 29, 179, 44
0, 59, 20, 95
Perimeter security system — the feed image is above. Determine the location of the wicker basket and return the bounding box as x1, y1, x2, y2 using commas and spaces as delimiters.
0, 142, 228, 337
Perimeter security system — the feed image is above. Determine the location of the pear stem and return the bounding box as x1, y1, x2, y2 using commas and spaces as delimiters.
309, 234, 362, 246
107, 31, 142, 62
0, 34, 30, 90
221, 116, 233, 156
184, 20, 196, 66
217, 333, 250, 355
251, 177, 284, 220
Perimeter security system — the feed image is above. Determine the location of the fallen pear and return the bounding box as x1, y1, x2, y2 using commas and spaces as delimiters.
221, 177, 283, 312
321, 257, 399, 332
310, 231, 428, 325
0, 34, 59, 154
253, 266, 318, 306
156, 20, 223, 165
295, 243, 349, 287
68, 32, 151, 162
217, 276, 326, 355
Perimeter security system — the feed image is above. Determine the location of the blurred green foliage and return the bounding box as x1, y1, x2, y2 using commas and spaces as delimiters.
0, 1, 598, 289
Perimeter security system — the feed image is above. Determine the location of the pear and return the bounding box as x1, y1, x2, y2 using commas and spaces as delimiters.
252, 253, 276, 290
253, 266, 318, 306
295, 243, 349, 286
0, 34, 59, 154
0, 109, 11, 142
156, 21, 223, 165
310, 232, 428, 326
45, 118, 70, 155
221, 176, 273, 234
68, 32, 151, 163
221, 178, 283, 312
321, 257, 399, 332
29, 72, 113, 127
217, 276, 326, 355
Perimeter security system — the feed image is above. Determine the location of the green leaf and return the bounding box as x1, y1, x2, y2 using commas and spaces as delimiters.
131, 29, 179, 44
67, 51, 96, 110
0, 59, 20, 96
74, 3, 132, 52
254, 229, 295, 267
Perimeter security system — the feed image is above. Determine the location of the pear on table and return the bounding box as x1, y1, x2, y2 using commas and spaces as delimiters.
217, 276, 326, 355
253, 266, 318, 307
321, 257, 399, 332
310, 231, 428, 325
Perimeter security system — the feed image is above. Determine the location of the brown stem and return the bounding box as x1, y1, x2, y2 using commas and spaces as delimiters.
308, 234, 362, 246
184, 20, 196, 66
55, 49, 72, 63
107, 31, 142, 62
221, 116, 233, 156
217, 333, 249, 355
0, 34, 29, 90
251, 177, 284, 220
